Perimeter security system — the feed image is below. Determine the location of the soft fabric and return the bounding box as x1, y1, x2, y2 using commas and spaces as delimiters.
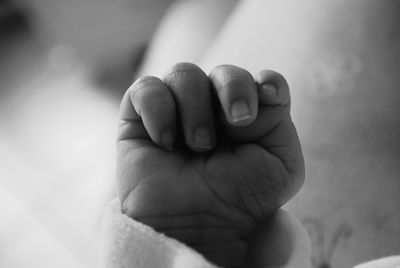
98, 199, 216, 268
98, 199, 312, 268
98, 199, 399, 268
354, 256, 400, 268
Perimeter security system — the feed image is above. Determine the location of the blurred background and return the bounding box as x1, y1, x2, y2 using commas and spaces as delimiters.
0, 0, 174, 267
1, 1, 399, 268
0, 0, 239, 267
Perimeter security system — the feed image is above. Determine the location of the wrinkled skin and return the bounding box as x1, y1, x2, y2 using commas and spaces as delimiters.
116, 63, 304, 267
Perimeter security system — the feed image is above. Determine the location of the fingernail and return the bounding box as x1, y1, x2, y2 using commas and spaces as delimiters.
230, 99, 252, 123
194, 125, 213, 149
260, 83, 278, 97
161, 128, 174, 150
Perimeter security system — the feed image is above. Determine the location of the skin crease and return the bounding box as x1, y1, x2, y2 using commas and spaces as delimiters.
117, 63, 305, 267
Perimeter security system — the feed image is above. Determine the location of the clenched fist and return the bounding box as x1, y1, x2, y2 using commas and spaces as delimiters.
117, 63, 304, 267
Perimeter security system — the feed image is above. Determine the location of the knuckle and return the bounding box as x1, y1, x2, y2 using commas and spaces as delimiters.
169, 62, 200, 73
209, 65, 237, 85
164, 62, 203, 83
209, 65, 253, 91
132, 76, 161, 90
164, 63, 210, 103
130, 76, 173, 115
210, 64, 238, 75
131, 76, 164, 99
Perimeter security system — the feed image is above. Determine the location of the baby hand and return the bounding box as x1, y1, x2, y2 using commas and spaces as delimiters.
117, 63, 304, 267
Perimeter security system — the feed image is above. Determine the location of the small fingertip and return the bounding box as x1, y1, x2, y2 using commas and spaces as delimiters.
193, 124, 214, 150
160, 128, 174, 151
255, 70, 290, 107
230, 99, 254, 126
260, 83, 278, 98
258, 82, 282, 106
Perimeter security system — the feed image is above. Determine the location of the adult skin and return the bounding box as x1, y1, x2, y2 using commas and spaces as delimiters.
139, 0, 400, 267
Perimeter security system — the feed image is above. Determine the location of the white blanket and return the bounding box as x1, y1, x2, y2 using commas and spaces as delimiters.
98, 199, 399, 268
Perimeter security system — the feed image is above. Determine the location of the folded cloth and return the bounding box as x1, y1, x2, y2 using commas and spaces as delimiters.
354, 256, 400, 268
98, 199, 313, 268
98, 199, 398, 268
98, 199, 216, 268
